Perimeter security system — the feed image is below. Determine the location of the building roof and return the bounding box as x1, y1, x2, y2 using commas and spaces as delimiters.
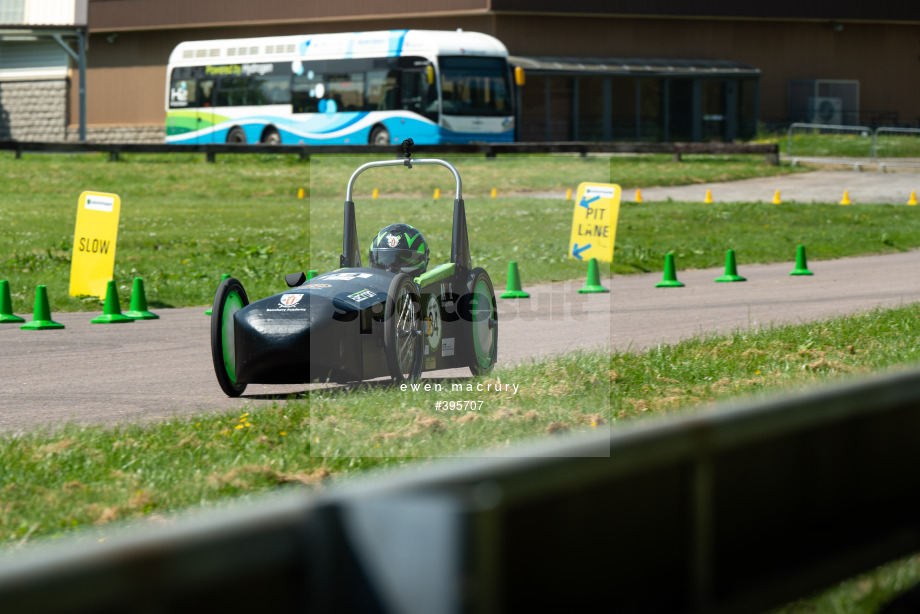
508, 56, 761, 77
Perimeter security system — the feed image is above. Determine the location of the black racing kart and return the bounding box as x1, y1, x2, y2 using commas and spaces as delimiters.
210, 141, 498, 396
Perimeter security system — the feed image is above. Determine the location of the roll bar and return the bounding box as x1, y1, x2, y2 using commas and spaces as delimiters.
339, 140, 471, 272
345, 158, 463, 202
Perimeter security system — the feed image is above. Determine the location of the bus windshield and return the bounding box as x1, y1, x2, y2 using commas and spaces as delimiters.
439, 56, 511, 117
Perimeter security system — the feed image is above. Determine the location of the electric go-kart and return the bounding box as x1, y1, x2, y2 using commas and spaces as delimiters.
210, 140, 498, 397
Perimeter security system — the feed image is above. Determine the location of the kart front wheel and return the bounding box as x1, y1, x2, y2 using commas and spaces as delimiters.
384, 273, 423, 384
210, 277, 249, 397
464, 268, 498, 376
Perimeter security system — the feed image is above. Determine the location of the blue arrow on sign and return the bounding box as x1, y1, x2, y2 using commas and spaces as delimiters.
579, 195, 600, 209
572, 243, 591, 260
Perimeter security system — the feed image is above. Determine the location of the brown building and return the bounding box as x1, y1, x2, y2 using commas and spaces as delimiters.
2, 1, 919, 142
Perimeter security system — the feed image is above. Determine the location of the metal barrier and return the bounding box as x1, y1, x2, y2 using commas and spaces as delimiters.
2, 366, 920, 613
872, 127, 920, 159
786, 122, 872, 158
0, 139, 780, 164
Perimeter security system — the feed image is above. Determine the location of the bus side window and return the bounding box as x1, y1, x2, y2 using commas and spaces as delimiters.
367, 70, 398, 111
170, 79, 196, 108
198, 80, 215, 107
325, 72, 364, 111
292, 73, 322, 113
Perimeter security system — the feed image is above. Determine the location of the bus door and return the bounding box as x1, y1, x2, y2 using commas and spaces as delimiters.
399, 62, 438, 123
196, 79, 216, 144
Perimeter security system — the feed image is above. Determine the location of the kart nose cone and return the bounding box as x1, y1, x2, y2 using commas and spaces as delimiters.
234, 300, 313, 384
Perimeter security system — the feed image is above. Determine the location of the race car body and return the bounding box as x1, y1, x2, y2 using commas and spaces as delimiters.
211, 143, 497, 396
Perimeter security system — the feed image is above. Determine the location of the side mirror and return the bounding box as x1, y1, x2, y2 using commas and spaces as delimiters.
514, 66, 525, 87
426, 65, 435, 85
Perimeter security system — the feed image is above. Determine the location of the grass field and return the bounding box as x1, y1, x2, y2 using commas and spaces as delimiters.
3, 302, 920, 609
760, 129, 920, 159
3, 150, 917, 315
3, 151, 919, 609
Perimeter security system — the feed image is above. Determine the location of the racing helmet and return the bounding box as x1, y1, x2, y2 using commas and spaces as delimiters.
369, 223, 430, 276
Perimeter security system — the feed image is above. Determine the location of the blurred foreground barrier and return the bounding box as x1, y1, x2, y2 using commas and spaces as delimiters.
0, 140, 779, 164
2, 366, 920, 613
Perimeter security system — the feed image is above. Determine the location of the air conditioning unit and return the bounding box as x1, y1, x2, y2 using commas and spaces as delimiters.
808, 97, 843, 125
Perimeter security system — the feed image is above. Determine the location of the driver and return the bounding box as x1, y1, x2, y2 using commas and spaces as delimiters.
369, 223, 430, 277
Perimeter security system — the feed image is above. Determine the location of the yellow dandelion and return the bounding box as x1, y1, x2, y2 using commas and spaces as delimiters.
234, 424, 244, 430
590, 421, 597, 428
240, 413, 249, 418
245, 422, 252, 428
280, 431, 287, 436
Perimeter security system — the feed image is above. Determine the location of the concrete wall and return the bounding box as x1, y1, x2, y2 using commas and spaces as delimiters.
0, 80, 67, 141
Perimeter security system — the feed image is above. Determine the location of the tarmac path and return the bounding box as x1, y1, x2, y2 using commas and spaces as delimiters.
2, 169, 920, 432
633, 169, 920, 204
2, 250, 920, 433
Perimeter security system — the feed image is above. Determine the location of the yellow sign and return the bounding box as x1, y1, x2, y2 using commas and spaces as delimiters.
568, 182, 620, 263
70, 191, 121, 299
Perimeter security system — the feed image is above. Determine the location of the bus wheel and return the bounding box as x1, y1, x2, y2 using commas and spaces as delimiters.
370, 126, 390, 146
261, 127, 281, 145
227, 127, 247, 144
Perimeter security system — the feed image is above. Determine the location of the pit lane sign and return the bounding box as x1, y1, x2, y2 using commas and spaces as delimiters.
70, 191, 121, 299
568, 182, 620, 263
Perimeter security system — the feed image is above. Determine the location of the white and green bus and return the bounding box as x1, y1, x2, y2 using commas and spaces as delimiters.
165, 29, 521, 146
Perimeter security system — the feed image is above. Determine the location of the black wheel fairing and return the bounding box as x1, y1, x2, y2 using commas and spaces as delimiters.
210, 278, 249, 397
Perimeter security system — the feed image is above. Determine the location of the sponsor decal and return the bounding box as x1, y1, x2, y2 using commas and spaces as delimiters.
205, 64, 242, 76
442, 337, 455, 358
347, 288, 376, 302
386, 234, 400, 248
279, 293, 304, 308
242, 63, 273, 77
84, 195, 114, 212
323, 272, 374, 281
302, 283, 331, 289
426, 295, 441, 351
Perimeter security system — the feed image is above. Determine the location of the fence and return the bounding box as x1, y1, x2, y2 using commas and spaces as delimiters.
787, 123, 920, 169
0, 139, 780, 165
1, 365, 919, 613
872, 127, 920, 159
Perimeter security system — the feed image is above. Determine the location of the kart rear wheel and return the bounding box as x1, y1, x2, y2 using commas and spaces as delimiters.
465, 268, 498, 376
384, 273, 423, 384
210, 277, 249, 397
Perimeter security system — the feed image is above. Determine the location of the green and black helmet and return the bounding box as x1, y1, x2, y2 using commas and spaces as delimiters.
369, 223, 430, 276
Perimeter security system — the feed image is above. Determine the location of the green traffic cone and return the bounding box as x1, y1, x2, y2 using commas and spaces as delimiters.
205, 274, 232, 315
91, 281, 134, 324
124, 277, 159, 319
307, 269, 318, 280
578, 257, 610, 294
500, 261, 530, 299
21, 285, 64, 330
790, 245, 814, 276
0, 280, 25, 323
715, 249, 746, 282
655, 253, 685, 288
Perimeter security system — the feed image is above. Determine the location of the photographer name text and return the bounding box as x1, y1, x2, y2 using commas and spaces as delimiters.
400, 382, 520, 394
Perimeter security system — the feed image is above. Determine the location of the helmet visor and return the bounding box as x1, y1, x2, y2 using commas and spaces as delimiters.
372, 248, 423, 271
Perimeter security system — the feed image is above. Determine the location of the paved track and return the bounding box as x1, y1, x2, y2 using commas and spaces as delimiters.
3, 169, 920, 432
635, 170, 920, 204
2, 250, 920, 432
